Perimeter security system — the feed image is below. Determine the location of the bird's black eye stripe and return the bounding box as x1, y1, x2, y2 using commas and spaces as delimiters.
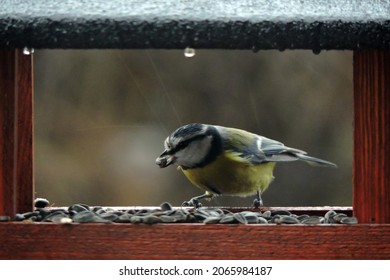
170, 140, 190, 153
177, 141, 186, 149
171, 134, 206, 153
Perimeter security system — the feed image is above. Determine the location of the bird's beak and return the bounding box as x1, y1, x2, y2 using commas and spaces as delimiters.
155, 150, 176, 168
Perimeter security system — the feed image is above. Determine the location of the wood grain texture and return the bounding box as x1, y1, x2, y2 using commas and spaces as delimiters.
353, 51, 390, 224
0, 50, 34, 216
0, 223, 389, 260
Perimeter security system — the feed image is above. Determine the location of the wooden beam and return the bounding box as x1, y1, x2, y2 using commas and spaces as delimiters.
0, 223, 389, 259
353, 50, 390, 223
0, 50, 34, 216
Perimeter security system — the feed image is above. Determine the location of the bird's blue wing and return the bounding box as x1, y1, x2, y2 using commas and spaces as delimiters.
219, 127, 304, 164
218, 126, 336, 167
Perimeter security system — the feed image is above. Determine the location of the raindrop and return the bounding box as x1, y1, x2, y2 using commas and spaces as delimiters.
23, 47, 34, 55
251, 46, 259, 53
184, 47, 196, 58
312, 48, 321, 55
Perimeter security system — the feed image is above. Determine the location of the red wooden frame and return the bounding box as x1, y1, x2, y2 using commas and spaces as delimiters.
0, 49, 33, 216
0, 223, 389, 259
0, 49, 389, 259
353, 51, 390, 224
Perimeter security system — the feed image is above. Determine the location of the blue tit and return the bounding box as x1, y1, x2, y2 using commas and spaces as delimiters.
156, 123, 336, 207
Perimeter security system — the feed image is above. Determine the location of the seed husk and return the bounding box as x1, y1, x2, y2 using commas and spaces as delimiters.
130, 215, 143, 224
43, 212, 69, 223
160, 215, 177, 223
68, 204, 89, 213
333, 213, 348, 223
203, 216, 221, 224
0, 216, 11, 222
233, 213, 248, 224
340, 216, 358, 224
34, 198, 50, 208
257, 217, 269, 224
143, 215, 162, 224
219, 214, 235, 224
301, 216, 322, 224
276, 215, 300, 224
271, 210, 292, 216
72, 211, 110, 223
160, 202, 173, 211
243, 212, 259, 224
10, 200, 359, 225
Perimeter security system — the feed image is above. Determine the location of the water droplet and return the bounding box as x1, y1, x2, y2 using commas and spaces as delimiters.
184, 47, 196, 58
312, 48, 321, 55
23, 47, 34, 55
251, 46, 259, 53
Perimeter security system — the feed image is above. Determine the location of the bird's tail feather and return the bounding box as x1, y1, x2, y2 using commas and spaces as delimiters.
295, 154, 337, 168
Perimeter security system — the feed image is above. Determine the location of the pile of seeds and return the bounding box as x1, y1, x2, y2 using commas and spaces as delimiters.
0, 198, 358, 225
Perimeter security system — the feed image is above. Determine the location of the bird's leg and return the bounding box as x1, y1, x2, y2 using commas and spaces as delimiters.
253, 190, 263, 208
182, 192, 214, 208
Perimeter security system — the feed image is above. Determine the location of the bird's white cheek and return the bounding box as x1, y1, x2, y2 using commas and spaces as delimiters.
174, 136, 212, 168
174, 149, 198, 167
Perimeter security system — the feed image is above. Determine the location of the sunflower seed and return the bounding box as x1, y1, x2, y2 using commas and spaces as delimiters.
324, 210, 337, 223
333, 213, 348, 223
22, 211, 39, 219
38, 209, 51, 218
115, 213, 132, 223
271, 210, 292, 216
72, 211, 109, 223
297, 214, 310, 221
68, 204, 89, 213
43, 212, 69, 223
34, 198, 50, 208
301, 216, 322, 224
260, 211, 271, 218
242, 212, 259, 224
257, 217, 269, 224
143, 215, 162, 224
130, 215, 143, 224
278, 216, 300, 224
99, 213, 119, 222
60, 217, 73, 224
193, 209, 210, 220
160, 215, 177, 223
92, 206, 104, 212
0, 216, 11, 222
136, 209, 152, 216
219, 214, 235, 224
340, 217, 358, 224
203, 216, 221, 224
270, 215, 282, 224
10, 201, 359, 225
233, 213, 248, 224
160, 202, 173, 211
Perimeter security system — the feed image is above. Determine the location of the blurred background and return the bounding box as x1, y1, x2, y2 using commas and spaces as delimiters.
34, 49, 353, 207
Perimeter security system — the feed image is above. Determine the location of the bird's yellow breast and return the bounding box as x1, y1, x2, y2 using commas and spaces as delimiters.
181, 151, 275, 196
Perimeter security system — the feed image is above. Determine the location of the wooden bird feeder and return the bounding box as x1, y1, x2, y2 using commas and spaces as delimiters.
0, 0, 389, 259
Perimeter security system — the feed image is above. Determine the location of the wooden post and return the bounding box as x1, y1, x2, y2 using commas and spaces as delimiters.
353, 50, 390, 224
0, 49, 34, 216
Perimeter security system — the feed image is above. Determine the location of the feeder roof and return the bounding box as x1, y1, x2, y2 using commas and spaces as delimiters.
0, 0, 389, 49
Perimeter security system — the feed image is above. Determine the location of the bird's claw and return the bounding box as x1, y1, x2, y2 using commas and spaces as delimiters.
182, 198, 202, 208
253, 197, 263, 208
